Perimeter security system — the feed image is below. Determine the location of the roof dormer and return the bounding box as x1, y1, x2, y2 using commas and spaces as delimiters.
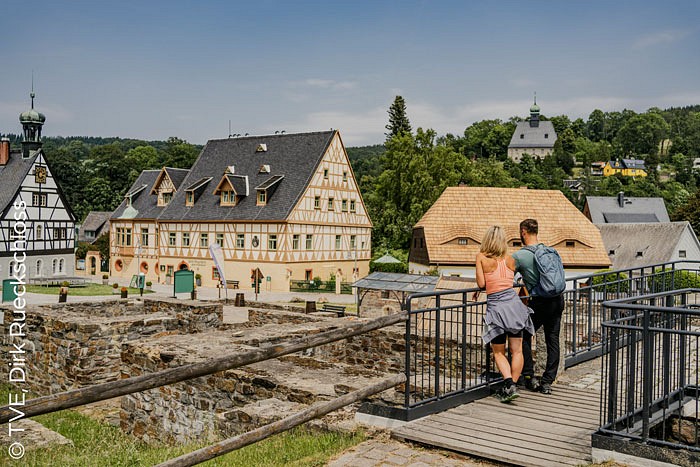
213, 174, 249, 206
184, 177, 212, 207
255, 175, 284, 206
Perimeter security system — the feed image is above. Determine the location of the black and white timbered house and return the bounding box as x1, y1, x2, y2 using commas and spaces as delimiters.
0, 92, 76, 280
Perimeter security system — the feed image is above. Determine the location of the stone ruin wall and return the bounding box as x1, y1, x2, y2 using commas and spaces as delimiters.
0, 299, 222, 395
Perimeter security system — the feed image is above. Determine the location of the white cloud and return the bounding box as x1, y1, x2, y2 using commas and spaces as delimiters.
633, 29, 691, 49
298, 78, 357, 90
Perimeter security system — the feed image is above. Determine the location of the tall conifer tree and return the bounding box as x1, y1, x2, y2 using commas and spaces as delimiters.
385, 96, 412, 140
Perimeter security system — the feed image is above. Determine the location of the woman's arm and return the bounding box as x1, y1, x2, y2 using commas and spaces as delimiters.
475, 253, 486, 289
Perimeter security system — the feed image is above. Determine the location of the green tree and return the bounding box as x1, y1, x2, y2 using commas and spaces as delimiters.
586, 109, 607, 142
370, 129, 466, 249
671, 188, 700, 233
161, 137, 199, 168
614, 112, 670, 160
385, 96, 412, 140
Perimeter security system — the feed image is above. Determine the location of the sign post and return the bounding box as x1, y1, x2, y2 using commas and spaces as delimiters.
209, 244, 227, 300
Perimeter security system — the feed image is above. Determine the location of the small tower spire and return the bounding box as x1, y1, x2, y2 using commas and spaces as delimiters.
529, 92, 541, 128
19, 75, 46, 158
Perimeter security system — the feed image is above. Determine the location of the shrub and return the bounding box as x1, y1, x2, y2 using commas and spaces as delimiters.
102, 274, 109, 280
145, 281, 152, 287
653, 268, 700, 290
371, 262, 408, 274
591, 269, 630, 293
61, 281, 70, 288
112, 283, 119, 289
195, 273, 202, 280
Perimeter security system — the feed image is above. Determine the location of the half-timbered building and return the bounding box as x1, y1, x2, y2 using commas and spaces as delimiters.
110, 130, 372, 291
0, 92, 76, 280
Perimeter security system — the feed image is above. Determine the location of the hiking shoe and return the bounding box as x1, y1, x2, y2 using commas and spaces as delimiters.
539, 383, 552, 395
517, 376, 540, 392
495, 385, 520, 403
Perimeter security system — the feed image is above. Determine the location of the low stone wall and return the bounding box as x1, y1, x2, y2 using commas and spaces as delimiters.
119, 329, 387, 444
0, 299, 223, 395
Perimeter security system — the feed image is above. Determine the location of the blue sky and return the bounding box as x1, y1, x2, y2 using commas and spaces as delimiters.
2, 0, 699, 146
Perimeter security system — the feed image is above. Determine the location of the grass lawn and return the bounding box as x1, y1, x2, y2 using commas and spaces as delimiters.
0, 384, 365, 466
24, 283, 153, 296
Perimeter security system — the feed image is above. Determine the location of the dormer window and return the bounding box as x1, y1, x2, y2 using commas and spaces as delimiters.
511, 241, 522, 247
256, 143, 267, 152
458, 238, 468, 245
221, 190, 236, 206
565, 241, 575, 248
186, 192, 194, 206
544, 133, 549, 139
259, 164, 270, 174
520, 134, 524, 139
254, 175, 283, 207
161, 192, 173, 206
257, 191, 267, 206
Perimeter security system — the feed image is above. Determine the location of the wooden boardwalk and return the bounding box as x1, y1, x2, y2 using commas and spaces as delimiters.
392, 385, 600, 467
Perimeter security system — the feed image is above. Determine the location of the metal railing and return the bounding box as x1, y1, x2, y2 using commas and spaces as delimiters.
563, 261, 700, 366
375, 260, 700, 420
401, 289, 493, 419
595, 288, 700, 464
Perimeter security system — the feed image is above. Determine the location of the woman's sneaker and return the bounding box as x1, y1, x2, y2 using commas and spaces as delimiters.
495, 385, 520, 403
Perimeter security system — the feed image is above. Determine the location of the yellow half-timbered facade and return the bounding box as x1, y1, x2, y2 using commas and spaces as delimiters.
110, 130, 372, 291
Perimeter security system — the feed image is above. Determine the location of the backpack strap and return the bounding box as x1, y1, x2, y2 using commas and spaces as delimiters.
523, 244, 541, 254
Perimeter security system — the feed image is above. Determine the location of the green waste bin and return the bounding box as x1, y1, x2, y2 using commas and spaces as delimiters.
2, 279, 18, 303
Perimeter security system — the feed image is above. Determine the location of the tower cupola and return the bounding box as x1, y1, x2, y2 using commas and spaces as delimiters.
19, 88, 45, 158
529, 92, 540, 128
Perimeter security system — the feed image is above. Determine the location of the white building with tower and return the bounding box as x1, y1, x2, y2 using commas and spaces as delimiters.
0, 91, 77, 281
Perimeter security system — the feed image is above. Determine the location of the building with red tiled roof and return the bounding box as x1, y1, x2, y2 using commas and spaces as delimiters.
408, 186, 611, 277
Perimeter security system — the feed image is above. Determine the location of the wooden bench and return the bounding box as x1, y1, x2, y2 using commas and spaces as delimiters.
226, 280, 240, 289
321, 304, 346, 317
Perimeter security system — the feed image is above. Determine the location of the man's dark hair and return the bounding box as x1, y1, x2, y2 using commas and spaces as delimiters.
520, 218, 538, 235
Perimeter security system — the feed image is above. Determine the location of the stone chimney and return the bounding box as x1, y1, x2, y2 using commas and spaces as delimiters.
617, 191, 625, 208
0, 138, 10, 166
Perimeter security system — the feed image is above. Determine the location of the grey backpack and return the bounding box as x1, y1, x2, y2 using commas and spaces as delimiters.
524, 244, 566, 297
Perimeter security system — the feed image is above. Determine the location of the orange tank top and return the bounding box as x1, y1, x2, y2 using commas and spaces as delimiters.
484, 258, 514, 295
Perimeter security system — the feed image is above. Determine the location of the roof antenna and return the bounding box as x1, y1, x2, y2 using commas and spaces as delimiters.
31, 70, 36, 109
228, 120, 232, 138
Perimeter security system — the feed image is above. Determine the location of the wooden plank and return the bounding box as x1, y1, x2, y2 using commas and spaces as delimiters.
417, 416, 591, 454
431, 410, 591, 449
394, 419, 586, 467
393, 384, 598, 467
454, 401, 596, 431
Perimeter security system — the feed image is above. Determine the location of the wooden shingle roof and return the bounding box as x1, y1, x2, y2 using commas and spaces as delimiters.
414, 186, 611, 268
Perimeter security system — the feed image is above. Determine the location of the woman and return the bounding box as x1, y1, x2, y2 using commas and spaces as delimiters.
473, 225, 535, 403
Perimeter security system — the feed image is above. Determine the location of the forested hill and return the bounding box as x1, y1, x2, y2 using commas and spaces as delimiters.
2, 101, 700, 252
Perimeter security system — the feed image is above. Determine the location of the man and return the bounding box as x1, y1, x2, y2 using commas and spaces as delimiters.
512, 218, 564, 394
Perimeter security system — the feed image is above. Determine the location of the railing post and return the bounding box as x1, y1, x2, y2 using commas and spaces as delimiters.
461, 292, 467, 392
571, 280, 578, 356
434, 295, 441, 399
606, 305, 618, 427
662, 295, 674, 404
587, 284, 594, 351
642, 308, 653, 441
404, 297, 412, 410
679, 293, 687, 390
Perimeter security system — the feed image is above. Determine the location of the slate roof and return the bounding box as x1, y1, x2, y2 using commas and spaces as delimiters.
78, 211, 112, 242
584, 195, 669, 224
165, 168, 189, 189
114, 131, 336, 222
508, 121, 557, 148
597, 222, 700, 269
0, 150, 37, 216
412, 186, 611, 268
609, 159, 646, 170
112, 170, 162, 219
